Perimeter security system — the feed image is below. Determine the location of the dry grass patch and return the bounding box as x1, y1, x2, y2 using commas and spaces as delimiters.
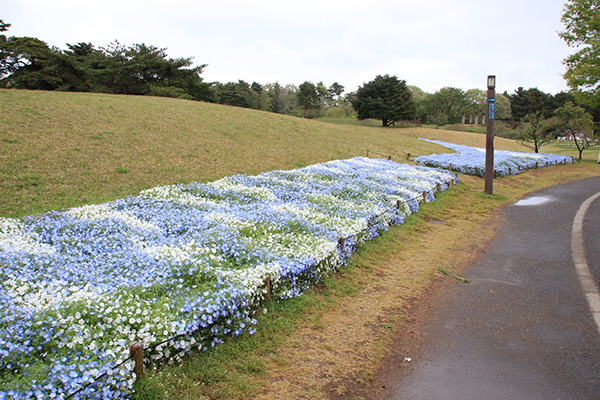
1, 89, 553, 217
248, 164, 599, 400
2, 89, 474, 217
134, 163, 598, 400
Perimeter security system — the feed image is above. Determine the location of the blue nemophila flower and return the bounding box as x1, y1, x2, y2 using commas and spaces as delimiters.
414, 139, 574, 177
0, 157, 457, 398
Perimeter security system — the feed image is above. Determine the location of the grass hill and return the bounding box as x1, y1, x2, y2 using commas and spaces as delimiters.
1, 89, 598, 399
0, 89, 527, 218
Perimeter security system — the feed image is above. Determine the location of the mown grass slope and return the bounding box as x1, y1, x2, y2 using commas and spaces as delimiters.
1, 89, 599, 399
1, 89, 527, 218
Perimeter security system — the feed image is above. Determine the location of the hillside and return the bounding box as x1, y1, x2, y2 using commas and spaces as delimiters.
2, 89, 598, 399
0, 89, 525, 218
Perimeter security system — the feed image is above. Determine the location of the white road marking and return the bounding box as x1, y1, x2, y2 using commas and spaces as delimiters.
571, 190, 600, 335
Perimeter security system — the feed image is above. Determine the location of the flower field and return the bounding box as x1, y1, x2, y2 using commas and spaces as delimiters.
0, 157, 457, 399
414, 139, 574, 177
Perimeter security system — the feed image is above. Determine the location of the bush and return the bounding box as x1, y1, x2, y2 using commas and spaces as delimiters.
495, 121, 520, 139
147, 85, 194, 100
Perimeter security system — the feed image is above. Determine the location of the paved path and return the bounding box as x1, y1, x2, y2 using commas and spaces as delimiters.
389, 176, 600, 400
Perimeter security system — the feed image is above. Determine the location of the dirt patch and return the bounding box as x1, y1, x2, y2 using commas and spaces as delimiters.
327, 274, 461, 400
424, 218, 445, 225
250, 181, 502, 400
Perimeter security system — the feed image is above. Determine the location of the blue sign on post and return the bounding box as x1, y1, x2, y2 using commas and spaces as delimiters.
488, 98, 495, 120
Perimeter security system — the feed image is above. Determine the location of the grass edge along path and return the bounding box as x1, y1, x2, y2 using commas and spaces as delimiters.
134, 162, 599, 400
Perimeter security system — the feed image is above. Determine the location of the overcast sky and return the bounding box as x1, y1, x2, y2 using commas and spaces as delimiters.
3, 0, 573, 95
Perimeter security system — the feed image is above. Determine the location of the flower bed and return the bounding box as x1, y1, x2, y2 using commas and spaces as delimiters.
0, 157, 457, 399
414, 139, 574, 177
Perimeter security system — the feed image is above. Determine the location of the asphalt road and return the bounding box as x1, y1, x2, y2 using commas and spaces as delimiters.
389, 176, 600, 400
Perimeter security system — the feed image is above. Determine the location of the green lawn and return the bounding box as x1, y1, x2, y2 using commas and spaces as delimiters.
1, 89, 529, 218
2, 88, 598, 399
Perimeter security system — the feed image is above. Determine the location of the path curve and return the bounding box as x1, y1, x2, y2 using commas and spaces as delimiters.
381, 176, 600, 400
572, 190, 600, 334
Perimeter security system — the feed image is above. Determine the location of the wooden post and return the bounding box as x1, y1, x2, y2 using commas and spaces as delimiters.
450, 179, 454, 187
366, 149, 369, 157
508, 167, 511, 175
388, 155, 391, 160
264, 276, 271, 302
129, 342, 144, 380
436, 182, 440, 192
422, 191, 427, 202
396, 200, 402, 209
338, 237, 345, 252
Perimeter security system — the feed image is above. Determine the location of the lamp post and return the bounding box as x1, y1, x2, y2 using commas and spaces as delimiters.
485, 75, 496, 195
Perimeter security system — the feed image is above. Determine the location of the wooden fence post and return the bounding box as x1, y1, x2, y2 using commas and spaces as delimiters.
366, 149, 369, 157
338, 237, 345, 252
264, 276, 271, 302
129, 342, 144, 380
422, 191, 427, 202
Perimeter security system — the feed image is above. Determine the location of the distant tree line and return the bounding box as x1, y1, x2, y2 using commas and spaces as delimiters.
0, 20, 212, 100
209, 80, 353, 119
1, 18, 598, 150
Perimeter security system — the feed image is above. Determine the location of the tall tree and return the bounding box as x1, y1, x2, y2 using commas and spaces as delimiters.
351, 74, 416, 126
215, 80, 254, 108
517, 111, 553, 153
0, 20, 11, 77
328, 82, 344, 106
0, 23, 211, 100
0, 35, 63, 90
249, 81, 269, 110
316, 81, 332, 109
340, 92, 356, 117
464, 89, 486, 123
559, 0, 600, 106
408, 85, 427, 103
265, 82, 296, 114
495, 93, 513, 121
297, 81, 320, 118
554, 101, 595, 160
507, 87, 555, 120
421, 87, 468, 125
